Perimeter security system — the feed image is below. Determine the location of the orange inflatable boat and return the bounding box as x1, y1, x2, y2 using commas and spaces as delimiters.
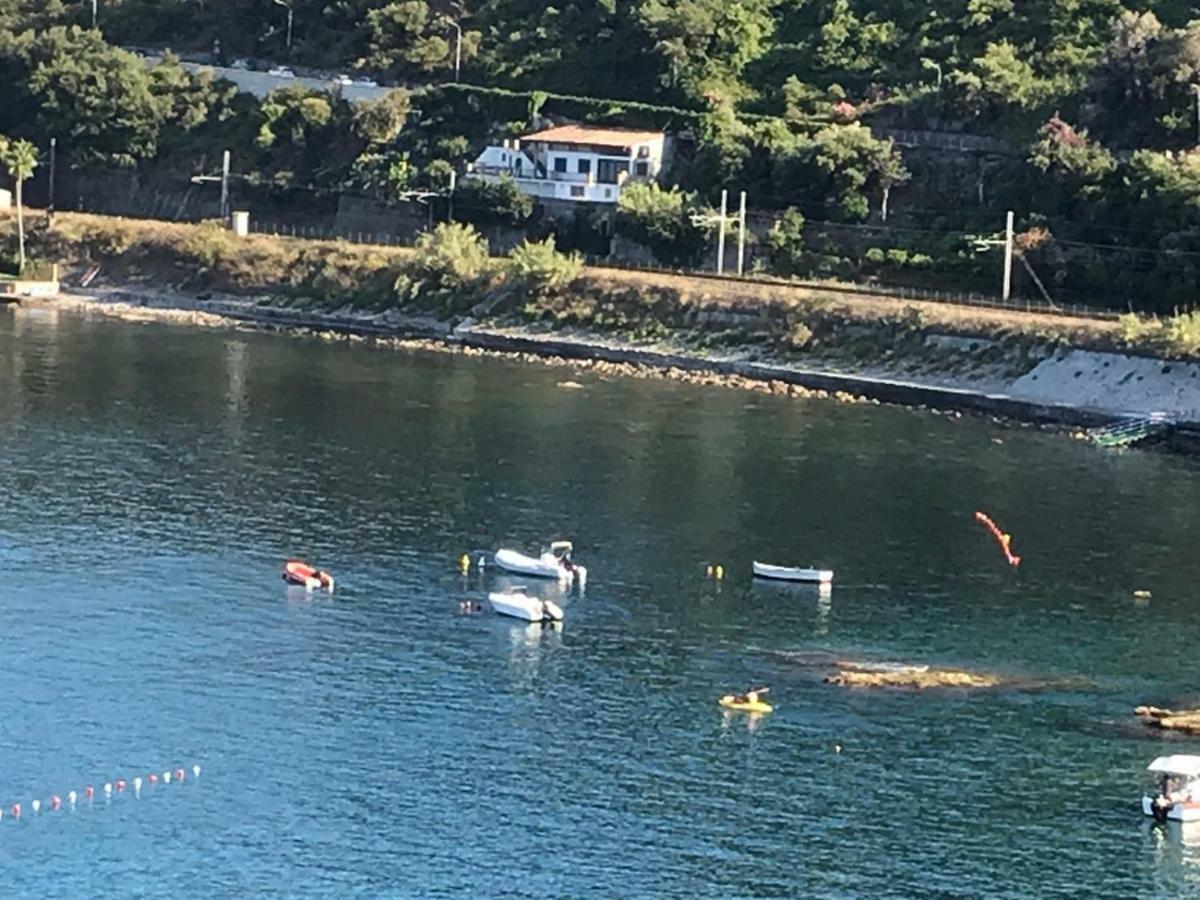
282, 559, 335, 591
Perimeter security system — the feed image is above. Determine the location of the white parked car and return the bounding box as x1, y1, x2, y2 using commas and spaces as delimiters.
268, 66, 296, 78
333, 73, 353, 85
231, 58, 251, 70
352, 75, 379, 87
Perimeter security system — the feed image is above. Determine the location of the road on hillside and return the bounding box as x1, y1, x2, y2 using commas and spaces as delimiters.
140, 54, 393, 102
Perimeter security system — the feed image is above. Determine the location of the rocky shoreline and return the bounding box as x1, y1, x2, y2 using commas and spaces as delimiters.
22, 288, 1141, 437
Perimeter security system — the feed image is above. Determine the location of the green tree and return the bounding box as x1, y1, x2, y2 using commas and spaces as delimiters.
365, 2, 481, 76
352, 89, 412, 146
765, 207, 806, 275
953, 41, 1049, 115
9, 26, 164, 165
398, 221, 494, 312
1027, 115, 1116, 212
806, 123, 909, 221
615, 181, 705, 266
347, 150, 416, 200
507, 236, 582, 295
453, 176, 533, 227
638, 0, 774, 103
1123, 149, 1200, 232
0, 136, 39, 273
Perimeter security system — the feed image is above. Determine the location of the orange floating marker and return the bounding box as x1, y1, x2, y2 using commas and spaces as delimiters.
975, 511, 1021, 568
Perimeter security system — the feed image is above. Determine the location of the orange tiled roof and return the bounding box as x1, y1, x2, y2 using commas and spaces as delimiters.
519, 124, 664, 148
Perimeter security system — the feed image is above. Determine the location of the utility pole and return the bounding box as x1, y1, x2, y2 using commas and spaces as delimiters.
90, 0, 97, 28
47, 137, 57, 229
736, 190, 747, 276
219, 150, 230, 220
442, 17, 463, 82
1193, 85, 1200, 146
447, 169, 456, 222
715, 189, 728, 275
1002, 209, 1014, 302
273, 0, 293, 50
974, 210, 1017, 302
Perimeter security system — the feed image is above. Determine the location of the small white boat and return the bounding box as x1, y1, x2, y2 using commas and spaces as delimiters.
488, 588, 564, 623
494, 541, 586, 585
752, 561, 834, 584
1144, 756, 1200, 822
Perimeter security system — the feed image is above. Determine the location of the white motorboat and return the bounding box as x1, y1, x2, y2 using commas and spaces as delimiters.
1144, 756, 1200, 822
752, 561, 834, 584
494, 541, 586, 585
488, 588, 564, 623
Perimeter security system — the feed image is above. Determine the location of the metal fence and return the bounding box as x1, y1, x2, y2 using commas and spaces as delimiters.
582, 259, 1122, 321
243, 217, 1121, 322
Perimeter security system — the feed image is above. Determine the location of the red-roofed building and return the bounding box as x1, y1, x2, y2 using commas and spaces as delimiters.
467, 123, 669, 205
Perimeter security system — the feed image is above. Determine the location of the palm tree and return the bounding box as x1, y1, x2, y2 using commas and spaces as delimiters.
1, 138, 39, 275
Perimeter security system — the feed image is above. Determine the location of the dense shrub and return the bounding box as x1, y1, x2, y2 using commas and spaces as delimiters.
614, 182, 705, 267
398, 221, 494, 313
507, 236, 582, 296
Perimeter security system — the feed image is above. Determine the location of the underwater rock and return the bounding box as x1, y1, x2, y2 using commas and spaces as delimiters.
1135, 706, 1200, 734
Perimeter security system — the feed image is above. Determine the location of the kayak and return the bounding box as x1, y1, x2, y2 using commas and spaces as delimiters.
282, 559, 334, 591
719, 695, 773, 713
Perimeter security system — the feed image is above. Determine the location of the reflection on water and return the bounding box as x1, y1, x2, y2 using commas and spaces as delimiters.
504, 621, 563, 690
815, 589, 831, 637
1147, 821, 1200, 893
7, 306, 1200, 895
720, 709, 769, 734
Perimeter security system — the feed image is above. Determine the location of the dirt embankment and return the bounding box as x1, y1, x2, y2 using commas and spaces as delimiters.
0, 209, 1121, 352
9, 210, 1200, 423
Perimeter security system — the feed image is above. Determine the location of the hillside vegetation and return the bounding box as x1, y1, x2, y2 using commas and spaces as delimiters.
2, 2, 1200, 310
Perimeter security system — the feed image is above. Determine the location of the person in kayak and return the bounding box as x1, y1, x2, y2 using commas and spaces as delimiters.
734, 687, 768, 705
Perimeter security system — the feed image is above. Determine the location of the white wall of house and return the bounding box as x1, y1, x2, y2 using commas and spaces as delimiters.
522, 141, 665, 184
471, 174, 620, 203
466, 130, 667, 205
472, 145, 537, 177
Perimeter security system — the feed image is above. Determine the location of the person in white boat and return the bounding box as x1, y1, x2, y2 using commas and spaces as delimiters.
1160, 775, 1191, 804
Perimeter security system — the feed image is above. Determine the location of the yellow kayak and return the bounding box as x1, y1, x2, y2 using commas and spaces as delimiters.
719, 695, 773, 713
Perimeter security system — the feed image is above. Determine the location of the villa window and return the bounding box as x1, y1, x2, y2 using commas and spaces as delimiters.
634, 161, 649, 176
554, 157, 567, 173
570, 185, 585, 197
578, 159, 592, 175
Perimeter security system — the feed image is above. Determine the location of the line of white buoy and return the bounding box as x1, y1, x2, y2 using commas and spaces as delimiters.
3, 764, 200, 822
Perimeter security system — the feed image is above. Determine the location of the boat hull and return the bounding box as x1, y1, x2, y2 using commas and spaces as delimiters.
488, 591, 564, 623
494, 549, 586, 584
752, 561, 833, 584
283, 560, 334, 591
1143, 796, 1200, 822
719, 697, 773, 714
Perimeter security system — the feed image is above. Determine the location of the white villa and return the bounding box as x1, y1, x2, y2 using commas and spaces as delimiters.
467, 124, 668, 205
